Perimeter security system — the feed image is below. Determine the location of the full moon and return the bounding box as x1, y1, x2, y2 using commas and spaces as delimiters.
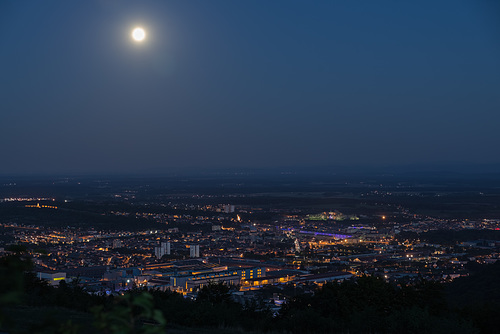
132, 27, 146, 42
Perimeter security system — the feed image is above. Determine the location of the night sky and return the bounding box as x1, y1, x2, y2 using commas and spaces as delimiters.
1, 1, 499, 174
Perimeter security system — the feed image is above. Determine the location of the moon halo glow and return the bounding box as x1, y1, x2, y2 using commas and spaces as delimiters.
132, 27, 146, 42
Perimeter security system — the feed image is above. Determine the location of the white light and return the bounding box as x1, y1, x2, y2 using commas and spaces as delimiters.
132, 28, 146, 42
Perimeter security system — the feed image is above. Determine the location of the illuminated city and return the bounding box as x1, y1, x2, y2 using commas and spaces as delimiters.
1, 1, 499, 333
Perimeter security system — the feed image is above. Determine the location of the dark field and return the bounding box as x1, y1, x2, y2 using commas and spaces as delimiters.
1, 171, 500, 230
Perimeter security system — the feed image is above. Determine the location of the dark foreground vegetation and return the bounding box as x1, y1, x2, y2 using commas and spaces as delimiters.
1, 254, 499, 334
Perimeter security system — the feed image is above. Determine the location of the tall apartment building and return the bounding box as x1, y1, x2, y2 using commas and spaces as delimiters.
155, 241, 170, 259
190, 244, 200, 258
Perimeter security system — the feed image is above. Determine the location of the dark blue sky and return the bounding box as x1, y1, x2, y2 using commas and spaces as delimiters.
1, 0, 499, 174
